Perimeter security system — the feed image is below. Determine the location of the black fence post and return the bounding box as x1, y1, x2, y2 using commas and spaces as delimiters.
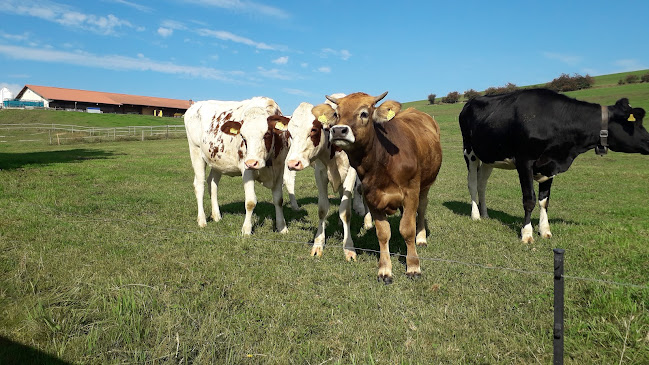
553, 248, 565, 365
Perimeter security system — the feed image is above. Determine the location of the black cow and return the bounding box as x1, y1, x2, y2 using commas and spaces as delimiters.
459, 88, 648, 242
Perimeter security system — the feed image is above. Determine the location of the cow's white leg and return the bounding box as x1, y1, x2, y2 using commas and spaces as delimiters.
241, 169, 257, 236
465, 149, 481, 220
351, 172, 373, 229
538, 178, 554, 239
272, 174, 288, 234
477, 164, 493, 218
311, 162, 329, 257
283, 165, 299, 210
340, 164, 357, 261
188, 144, 208, 227
207, 169, 222, 222
416, 187, 430, 246
517, 160, 537, 244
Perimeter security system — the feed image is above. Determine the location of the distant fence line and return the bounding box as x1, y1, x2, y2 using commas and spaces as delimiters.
0, 123, 186, 144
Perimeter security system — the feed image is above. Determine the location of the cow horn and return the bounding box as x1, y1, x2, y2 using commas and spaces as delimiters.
325, 95, 339, 105
374, 91, 388, 104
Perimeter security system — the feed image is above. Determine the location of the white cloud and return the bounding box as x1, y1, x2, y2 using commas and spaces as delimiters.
182, 0, 289, 19
197, 29, 279, 50
284, 88, 312, 97
614, 59, 647, 72
257, 67, 299, 80
542, 52, 581, 66
0, 44, 242, 82
0, 82, 23, 97
300, 62, 308, 68
317, 66, 331, 73
0, 0, 138, 35
158, 27, 173, 37
272, 56, 288, 65
321, 48, 351, 61
111, 0, 152, 12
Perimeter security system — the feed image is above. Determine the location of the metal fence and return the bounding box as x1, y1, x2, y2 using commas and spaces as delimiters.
0, 123, 186, 144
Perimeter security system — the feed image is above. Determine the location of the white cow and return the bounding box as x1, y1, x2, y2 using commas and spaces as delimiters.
184, 97, 292, 235
285, 96, 372, 261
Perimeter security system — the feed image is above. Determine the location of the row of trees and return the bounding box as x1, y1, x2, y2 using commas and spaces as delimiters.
618, 73, 649, 85
428, 72, 600, 105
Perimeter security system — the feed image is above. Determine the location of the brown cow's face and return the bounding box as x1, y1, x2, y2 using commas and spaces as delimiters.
326, 92, 388, 150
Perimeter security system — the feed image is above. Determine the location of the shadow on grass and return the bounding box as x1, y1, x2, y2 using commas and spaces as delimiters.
0, 336, 72, 365
0, 149, 117, 170
442, 200, 578, 235
216, 200, 309, 232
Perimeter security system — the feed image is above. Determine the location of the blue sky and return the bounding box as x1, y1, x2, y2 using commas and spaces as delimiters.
1, 0, 647, 114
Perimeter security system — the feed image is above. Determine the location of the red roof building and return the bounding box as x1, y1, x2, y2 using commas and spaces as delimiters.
14, 85, 192, 117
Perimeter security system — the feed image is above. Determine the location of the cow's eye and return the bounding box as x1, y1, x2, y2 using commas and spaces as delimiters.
311, 128, 318, 134
333, 112, 338, 119
360, 111, 368, 119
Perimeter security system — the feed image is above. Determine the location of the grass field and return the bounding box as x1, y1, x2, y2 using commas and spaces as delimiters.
1, 75, 648, 364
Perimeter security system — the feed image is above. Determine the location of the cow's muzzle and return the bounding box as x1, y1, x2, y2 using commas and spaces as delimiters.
330, 125, 355, 147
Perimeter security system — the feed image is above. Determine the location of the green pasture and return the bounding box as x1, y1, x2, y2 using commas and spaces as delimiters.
1, 78, 648, 364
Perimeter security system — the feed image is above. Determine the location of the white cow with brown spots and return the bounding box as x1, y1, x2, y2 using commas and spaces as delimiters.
184, 97, 292, 235
284, 96, 372, 261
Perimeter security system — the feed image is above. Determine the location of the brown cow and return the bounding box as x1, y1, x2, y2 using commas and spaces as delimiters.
317, 92, 442, 283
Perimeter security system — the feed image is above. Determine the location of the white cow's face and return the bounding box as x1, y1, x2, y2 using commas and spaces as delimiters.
285, 102, 327, 171
219, 101, 287, 170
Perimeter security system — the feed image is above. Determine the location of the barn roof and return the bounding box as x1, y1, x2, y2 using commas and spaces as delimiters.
19, 85, 191, 109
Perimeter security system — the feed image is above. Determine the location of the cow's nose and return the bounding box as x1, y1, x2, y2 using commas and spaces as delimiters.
331, 125, 349, 139
287, 160, 303, 171
245, 159, 260, 169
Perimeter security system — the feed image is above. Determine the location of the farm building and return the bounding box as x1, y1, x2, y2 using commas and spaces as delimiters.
11, 85, 192, 117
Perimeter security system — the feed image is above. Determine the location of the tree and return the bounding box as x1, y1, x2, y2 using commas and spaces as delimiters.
427, 94, 436, 104
464, 89, 480, 101
442, 91, 460, 104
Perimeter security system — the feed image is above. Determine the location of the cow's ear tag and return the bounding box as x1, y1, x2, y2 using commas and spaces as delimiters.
229, 128, 239, 135
628, 114, 636, 122
275, 122, 287, 131
387, 109, 396, 121
318, 115, 328, 124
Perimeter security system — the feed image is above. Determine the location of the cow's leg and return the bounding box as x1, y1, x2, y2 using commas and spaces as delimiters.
400, 195, 421, 278
351, 173, 373, 229
283, 165, 299, 210
477, 164, 493, 218
516, 161, 537, 243
465, 149, 482, 220
189, 144, 208, 227
207, 169, 222, 222
416, 187, 430, 246
271, 174, 288, 234
538, 178, 553, 239
372, 209, 393, 284
241, 169, 257, 236
340, 163, 357, 261
311, 162, 330, 257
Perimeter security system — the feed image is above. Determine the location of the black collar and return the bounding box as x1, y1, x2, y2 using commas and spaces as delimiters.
595, 105, 609, 156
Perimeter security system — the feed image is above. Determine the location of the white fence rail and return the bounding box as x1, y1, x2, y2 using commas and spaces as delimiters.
0, 123, 186, 144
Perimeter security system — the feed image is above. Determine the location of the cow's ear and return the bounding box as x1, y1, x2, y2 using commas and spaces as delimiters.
312, 104, 336, 125
221, 121, 242, 135
629, 108, 645, 122
268, 115, 290, 133
615, 98, 630, 110
373, 100, 402, 124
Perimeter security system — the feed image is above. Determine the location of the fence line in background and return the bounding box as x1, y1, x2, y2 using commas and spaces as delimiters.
0, 123, 186, 144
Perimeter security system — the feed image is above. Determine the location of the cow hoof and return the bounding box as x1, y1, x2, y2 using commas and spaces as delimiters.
198, 221, 207, 228
416, 240, 427, 247
241, 226, 252, 236
344, 249, 357, 262
211, 214, 222, 223
310, 246, 323, 257
540, 231, 553, 239
521, 235, 535, 244
279, 227, 288, 234
406, 272, 422, 279
377, 275, 393, 285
